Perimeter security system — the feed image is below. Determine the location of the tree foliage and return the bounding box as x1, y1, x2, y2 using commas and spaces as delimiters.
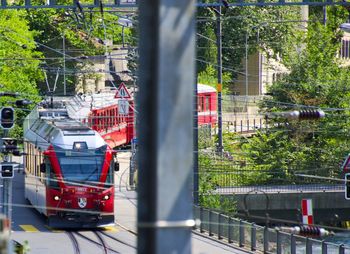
242, 6, 350, 182
0, 10, 43, 138
197, 2, 300, 92
25, 7, 132, 94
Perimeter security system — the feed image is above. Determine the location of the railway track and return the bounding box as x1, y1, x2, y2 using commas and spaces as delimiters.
66, 232, 81, 254
99, 230, 137, 249
65, 231, 137, 254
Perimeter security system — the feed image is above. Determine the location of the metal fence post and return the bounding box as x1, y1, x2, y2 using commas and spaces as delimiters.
228, 217, 233, 243
218, 213, 223, 240
306, 238, 312, 254
277, 230, 281, 254
251, 223, 256, 251
322, 240, 327, 254
339, 244, 345, 254
291, 234, 296, 254
247, 119, 249, 132
200, 207, 204, 233
209, 210, 213, 236
263, 226, 269, 253
234, 120, 237, 132
240, 120, 243, 133
193, 206, 197, 230
260, 118, 262, 129
239, 220, 245, 247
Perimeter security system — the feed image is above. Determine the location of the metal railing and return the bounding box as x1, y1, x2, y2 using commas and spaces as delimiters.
197, 166, 343, 194
221, 118, 267, 134
193, 206, 350, 254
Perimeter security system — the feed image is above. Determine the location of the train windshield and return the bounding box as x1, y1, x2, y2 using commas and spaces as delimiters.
55, 145, 107, 184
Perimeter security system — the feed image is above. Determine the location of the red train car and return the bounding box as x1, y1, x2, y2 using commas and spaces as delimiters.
66, 83, 217, 148
23, 103, 118, 228
197, 83, 217, 127
66, 89, 135, 149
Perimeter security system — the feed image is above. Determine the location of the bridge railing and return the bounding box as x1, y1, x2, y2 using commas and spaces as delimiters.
193, 206, 350, 254
198, 167, 343, 194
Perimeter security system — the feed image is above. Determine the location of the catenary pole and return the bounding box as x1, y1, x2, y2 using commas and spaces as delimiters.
216, 1, 223, 154
138, 0, 195, 253
63, 32, 66, 96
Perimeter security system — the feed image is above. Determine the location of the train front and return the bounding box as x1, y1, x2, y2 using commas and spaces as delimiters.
43, 131, 117, 228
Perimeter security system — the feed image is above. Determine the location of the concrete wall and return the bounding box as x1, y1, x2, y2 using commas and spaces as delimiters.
226, 191, 350, 224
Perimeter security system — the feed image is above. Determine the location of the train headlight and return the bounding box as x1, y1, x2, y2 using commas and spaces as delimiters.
53, 195, 60, 201
103, 195, 110, 200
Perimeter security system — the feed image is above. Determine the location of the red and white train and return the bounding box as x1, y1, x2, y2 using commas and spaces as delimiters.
65, 83, 217, 148
22, 83, 216, 228
23, 102, 118, 228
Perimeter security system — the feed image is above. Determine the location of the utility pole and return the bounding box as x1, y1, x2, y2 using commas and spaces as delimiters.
138, 0, 195, 253
63, 32, 66, 96
216, 0, 223, 154
245, 30, 249, 113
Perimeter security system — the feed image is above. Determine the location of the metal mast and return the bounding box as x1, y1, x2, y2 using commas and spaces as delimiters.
138, 0, 196, 253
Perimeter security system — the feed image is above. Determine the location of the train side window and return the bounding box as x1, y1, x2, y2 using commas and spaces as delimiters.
107, 110, 111, 128
205, 95, 210, 111
39, 152, 46, 183
98, 113, 101, 130
97, 113, 101, 130
197, 97, 201, 112
101, 111, 104, 129
112, 109, 115, 126
34, 149, 37, 176
103, 111, 106, 129
105, 111, 108, 129
31, 144, 34, 174
106, 110, 109, 127
201, 97, 205, 112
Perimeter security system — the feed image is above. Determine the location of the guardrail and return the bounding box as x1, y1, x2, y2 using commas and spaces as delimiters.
193, 206, 350, 254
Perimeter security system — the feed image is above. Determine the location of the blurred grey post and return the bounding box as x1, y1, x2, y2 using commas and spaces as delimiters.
194, 77, 199, 205
138, 0, 195, 253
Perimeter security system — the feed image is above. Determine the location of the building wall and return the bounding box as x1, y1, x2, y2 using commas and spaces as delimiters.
233, 52, 260, 96
233, 51, 289, 97
75, 58, 106, 94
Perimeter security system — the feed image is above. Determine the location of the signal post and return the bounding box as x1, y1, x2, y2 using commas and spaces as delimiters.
0, 107, 15, 230
0, 107, 15, 254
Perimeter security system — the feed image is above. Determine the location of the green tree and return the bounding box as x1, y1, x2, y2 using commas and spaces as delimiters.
242, 6, 350, 182
0, 10, 43, 138
197, 2, 300, 92
25, 7, 131, 94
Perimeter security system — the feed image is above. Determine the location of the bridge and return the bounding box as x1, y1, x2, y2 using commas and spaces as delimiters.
216, 184, 350, 225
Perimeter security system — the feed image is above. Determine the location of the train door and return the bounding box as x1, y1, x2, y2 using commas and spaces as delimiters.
36, 151, 47, 215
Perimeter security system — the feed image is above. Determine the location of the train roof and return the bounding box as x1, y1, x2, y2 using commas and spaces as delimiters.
64, 88, 135, 119
23, 105, 106, 151
197, 84, 217, 93
58, 84, 215, 120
